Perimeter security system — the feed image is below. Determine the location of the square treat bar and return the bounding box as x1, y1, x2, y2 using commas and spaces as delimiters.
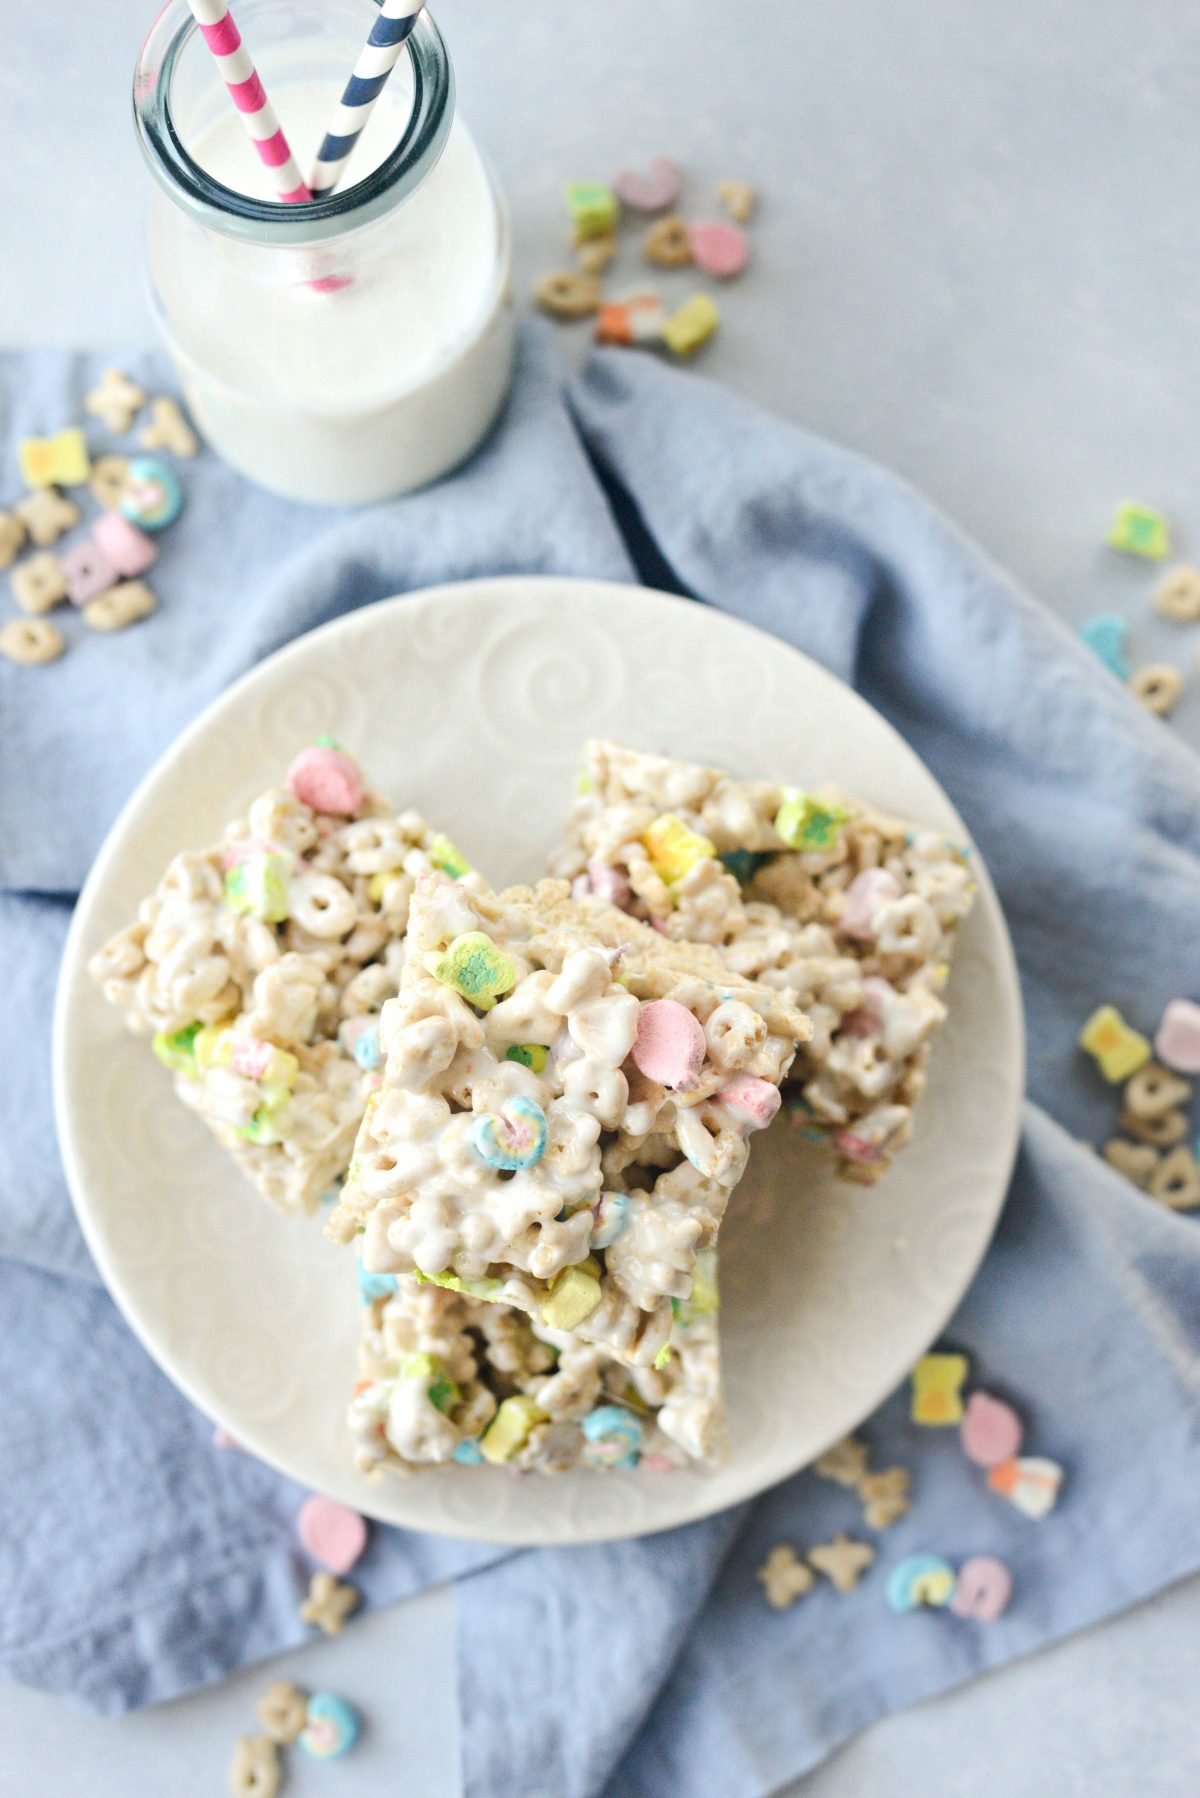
351, 1253, 725, 1474
88, 744, 476, 1216
551, 740, 977, 1183
328, 875, 807, 1365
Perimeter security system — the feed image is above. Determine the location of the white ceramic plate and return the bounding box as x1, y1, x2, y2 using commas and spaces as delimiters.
55, 578, 1023, 1546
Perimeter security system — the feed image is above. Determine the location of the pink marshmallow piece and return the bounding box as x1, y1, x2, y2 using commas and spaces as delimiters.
586, 856, 632, 911
612, 156, 680, 212
833, 1128, 880, 1164
718, 1073, 781, 1129
841, 869, 902, 940
687, 219, 751, 278
287, 745, 364, 816
950, 1555, 1013, 1622
213, 1427, 245, 1452
960, 1391, 1023, 1468
631, 998, 707, 1090
62, 539, 118, 606
297, 1493, 369, 1574
93, 509, 158, 577
1154, 998, 1200, 1074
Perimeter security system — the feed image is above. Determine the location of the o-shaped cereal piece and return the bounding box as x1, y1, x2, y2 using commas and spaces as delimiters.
644, 216, 693, 267
82, 579, 157, 632
0, 616, 65, 665
229, 1735, 281, 1798
290, 871, 359, 938
1130, 663, 1184, 717
255, 1680, 308, 1745
534, 271, 602, 318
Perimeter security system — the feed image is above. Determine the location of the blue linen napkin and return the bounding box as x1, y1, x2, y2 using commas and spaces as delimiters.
3, 326, 1200, 1797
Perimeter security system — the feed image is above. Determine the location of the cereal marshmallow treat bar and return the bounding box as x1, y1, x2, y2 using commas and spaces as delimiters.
328, 875, 807, 1365
351, 1253, 725, 1475
552, 741, 976, 1183
88, 744, 476, 1216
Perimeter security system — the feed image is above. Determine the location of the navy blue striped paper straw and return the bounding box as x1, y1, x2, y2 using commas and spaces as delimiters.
309, 1, 424, 196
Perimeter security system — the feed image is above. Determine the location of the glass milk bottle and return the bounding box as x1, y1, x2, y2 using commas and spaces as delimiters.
133, 1, 515, 505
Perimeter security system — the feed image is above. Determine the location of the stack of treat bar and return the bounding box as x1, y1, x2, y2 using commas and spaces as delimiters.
90, 737, 975, 1481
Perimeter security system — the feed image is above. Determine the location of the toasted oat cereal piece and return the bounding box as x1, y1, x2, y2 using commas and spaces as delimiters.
1125, 1062, 1191, 1119
15, 486, 80, 546
11, 550, 67, 614
534, 271, 602, 318
298, 1570, 360, 1636
85, 367, 146, 434
553, 741, 977, 1181
0, 616, 65, 665
575, 233, 617, 275
1130, 663, 1184, 717
644, 216, 693, 267
87, 748, 470, 1218
256, 1680, 308, 1745
350, 1256, 727, 1475
718, 178, 757, 223
808, 1533, 875, 1592
90, 454, 132, 510
0, 510, 27, 569
859, 1466, 910, 1529
330, 876, 806, 1366
758, 1544, 815, 1610
82, 578, 157, 632
1154, 565, 1200, 622
229, 1736, 280, 1798
1102, 1137, 1161, 1188
1120, 1106, 1187, 1148
140, 395, 199, 457
814, 1435, 869, 1488
1147, 1144, 1200, 1210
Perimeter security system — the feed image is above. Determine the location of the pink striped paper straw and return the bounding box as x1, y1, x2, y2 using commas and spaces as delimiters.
183, 0, 312, 204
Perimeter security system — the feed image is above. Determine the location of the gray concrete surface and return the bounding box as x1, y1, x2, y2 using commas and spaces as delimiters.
3, 1, 1198, 1793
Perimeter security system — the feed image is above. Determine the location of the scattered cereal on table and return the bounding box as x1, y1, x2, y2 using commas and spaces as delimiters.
566, 180, 620, 241
1153, 564, 1200, 622
297, 1493, 369, 1574
949, 1555, 1013, 1621
1146, 1144, 1200, 1210
1130, 663, 1184, 717
1155, 998, 1200, 1074
534, 270, 602, 319
718, 177, 757, 223
1078, 1004, 1151, 1083
140, 395, 199, 457
89, 454, 132, 510
595, 293, 667, 346
119, 455, 184, 530
1120, 1104, 1187, 1147
987, 1455, 1063, 1518
644, 215, 694, 268
808, 1533, 875, 1593
85, 367, 146, 434
1124, 1062, 1191, 1120
960, 1391, 1023, 1467
0, 510, 26, 568
94, 509, 158, 577
910, 1351, 970, 1425
0, 616, 65, 666
758, 1543, 815, 1610
229, 1735, 281, 1798
886, 1552, 957, 1612
1108, 501, 1169, 560
298, 1569, 360, 1636
82, 578, 158, 632
19, 426, 90, 489
1102, 1137, 1161, 1188
255, 1680, 309, 1745
1078, 613, 1129, 680
576, 231, 617, 274
15, 485, 80, 545
299, 1692, 363, 1761
62, 539, 118, 607
688, 218, 750, 278
663, 293, 722, 356
11, 550, 67, 614
613, 157, 681, 213
859, 1466, 911, 1530
814, 1435, 869, 1488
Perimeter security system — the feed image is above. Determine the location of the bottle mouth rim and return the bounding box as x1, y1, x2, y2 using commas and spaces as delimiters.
133, 3, 454, 244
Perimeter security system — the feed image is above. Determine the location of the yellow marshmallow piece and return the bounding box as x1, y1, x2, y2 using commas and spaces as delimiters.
910, 1351, 970, 1426
642, 813, 716, 886
1079, 1005, 1151, 1083
19, 427, 91, 489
